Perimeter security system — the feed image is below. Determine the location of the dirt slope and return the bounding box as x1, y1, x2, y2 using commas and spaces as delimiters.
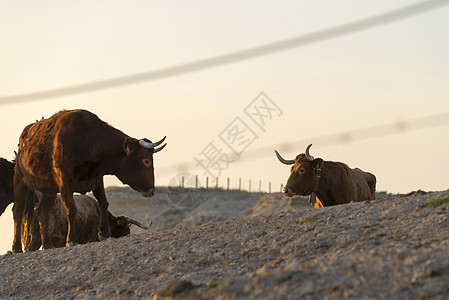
0, 189, 448, 299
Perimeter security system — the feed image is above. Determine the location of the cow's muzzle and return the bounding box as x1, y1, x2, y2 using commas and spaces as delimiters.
283, 187, 295, 198
140, 188, 155, 197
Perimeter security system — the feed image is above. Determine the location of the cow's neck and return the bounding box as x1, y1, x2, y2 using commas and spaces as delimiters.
314, 162, 336, 206
97, 132, 128, 176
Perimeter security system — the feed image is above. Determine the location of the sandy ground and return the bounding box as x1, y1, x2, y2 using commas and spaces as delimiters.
0, 188, 448, 299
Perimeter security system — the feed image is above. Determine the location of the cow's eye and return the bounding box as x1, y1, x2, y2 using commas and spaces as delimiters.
142, 158, 152, 168
298, 168, 305, 174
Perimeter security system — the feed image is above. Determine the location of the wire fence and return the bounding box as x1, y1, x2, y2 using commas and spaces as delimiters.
170, 174, 283, 194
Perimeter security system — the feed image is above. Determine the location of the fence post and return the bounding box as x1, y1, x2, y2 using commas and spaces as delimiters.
182, 176, 185, 188
216, 177, 219, 189
259, 180, 261, 192
280, 184, 284, 193
239, 178, 242, 191
227, 177, 230, 191
269, 182, 271, 194
195, 175, 198, 189
206, 177, 209, 189
249, 180, 251, 193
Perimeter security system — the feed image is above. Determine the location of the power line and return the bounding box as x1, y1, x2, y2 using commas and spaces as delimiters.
156, 111, 449, 176
1, 0, 448, 105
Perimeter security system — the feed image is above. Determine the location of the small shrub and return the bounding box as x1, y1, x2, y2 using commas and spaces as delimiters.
421, 197, 449, 208
297, 214, 318, 224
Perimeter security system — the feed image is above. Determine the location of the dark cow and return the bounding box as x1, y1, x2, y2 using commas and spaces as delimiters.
22, 194, 151, 252
13, 109, 166, 252
275, 144, 376, 207
0, 158, 15, 216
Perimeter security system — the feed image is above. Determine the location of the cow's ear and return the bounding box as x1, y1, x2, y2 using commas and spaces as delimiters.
313, 158, 324, 169
123, 137, 139, 155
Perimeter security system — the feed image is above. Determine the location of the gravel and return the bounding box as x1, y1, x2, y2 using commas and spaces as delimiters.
0, 190, 448, 299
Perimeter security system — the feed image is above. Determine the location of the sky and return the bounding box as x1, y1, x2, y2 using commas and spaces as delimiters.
0, 0, 448, 253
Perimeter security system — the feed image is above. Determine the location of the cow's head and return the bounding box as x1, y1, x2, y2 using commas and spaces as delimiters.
118, 136, 166, 197
0, 158, 15, 216
109, 214, 151, 238
275, 144, 323, 198
110, 215, 131, 238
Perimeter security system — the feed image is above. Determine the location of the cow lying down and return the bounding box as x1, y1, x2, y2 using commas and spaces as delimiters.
275, 144, 376, 208
22, 193, 151, 252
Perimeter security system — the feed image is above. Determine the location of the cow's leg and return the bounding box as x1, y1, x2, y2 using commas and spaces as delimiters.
24, 209, 42, 252
12, 168, 30, 253
22, 193, 42, 252
93, 180, 111, 241
59, 188, 78, 246
36, 193, 57, 249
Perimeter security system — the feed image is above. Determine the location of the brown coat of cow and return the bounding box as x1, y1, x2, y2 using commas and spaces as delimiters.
22, 194, 131, 252
275, 144, 376, 207
12, 109, 165, 253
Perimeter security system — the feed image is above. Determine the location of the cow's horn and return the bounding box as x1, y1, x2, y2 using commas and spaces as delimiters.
139, 136, 166, 149
126, 217, 152, 230
274, 150, 295, 165
153, 143, 167, 153
305, 144, 314, 161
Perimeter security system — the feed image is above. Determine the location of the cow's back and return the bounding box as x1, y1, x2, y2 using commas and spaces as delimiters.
18, 111, 66, 189
17, 110, 111, 191
351, 168, 376, 201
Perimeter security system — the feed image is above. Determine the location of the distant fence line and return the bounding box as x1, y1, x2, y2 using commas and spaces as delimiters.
173, 174, 284, 194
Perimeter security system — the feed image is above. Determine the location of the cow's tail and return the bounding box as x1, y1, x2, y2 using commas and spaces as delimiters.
21, 191, 42, 251
15, 152, 42, 251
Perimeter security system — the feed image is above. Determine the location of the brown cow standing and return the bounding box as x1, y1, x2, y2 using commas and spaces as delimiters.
275, 144, 376, 207
12, 109, 166, 253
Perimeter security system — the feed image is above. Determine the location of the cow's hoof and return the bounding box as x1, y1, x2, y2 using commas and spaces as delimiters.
66, 242, 78, 247
12, 242, 23, 253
